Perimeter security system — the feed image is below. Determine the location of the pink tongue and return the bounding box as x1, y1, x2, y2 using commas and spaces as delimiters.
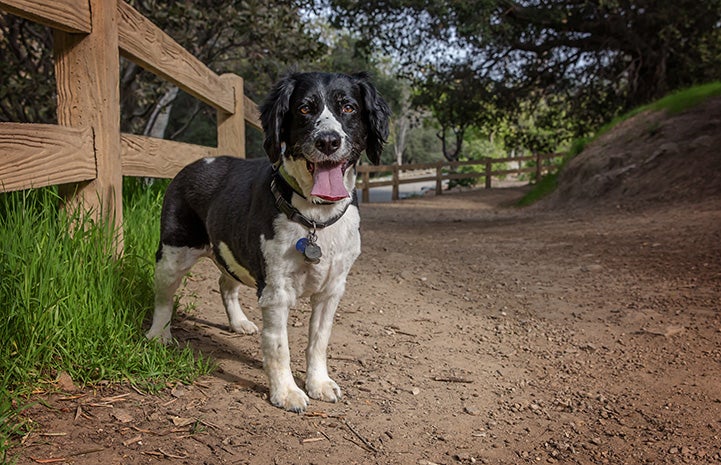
310, 164, 349, 201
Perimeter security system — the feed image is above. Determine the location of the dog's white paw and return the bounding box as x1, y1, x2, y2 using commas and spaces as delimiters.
306, 377, 342, 403
270, 383, 310, 413
146, 327, 172, 344
230, 319, 259, 335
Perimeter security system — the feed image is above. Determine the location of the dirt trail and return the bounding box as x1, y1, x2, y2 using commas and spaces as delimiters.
15, 187, 721, 465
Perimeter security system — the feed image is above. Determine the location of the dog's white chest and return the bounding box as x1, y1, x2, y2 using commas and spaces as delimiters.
260, 207, 361, 305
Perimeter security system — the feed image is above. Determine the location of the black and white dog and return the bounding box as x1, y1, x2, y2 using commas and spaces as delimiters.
146, 72, 390, 412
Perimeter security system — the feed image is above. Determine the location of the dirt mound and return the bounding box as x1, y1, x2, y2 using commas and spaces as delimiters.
545, 96, 721, 208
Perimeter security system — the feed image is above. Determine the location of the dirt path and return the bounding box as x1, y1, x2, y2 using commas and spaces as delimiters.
16, 187, 721, 465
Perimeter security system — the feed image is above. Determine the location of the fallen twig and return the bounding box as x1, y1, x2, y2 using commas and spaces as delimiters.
432, 376, 473, 384
344, 420, 378, 453
122, 435, 142, 446
30, 457, 66, 464
31, 448, 105, 463
99, 393, 131, 403
143, 449, 189, 459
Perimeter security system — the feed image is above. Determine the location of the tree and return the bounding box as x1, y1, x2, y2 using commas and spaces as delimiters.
1, 1, 326, 144
120, 0, 327, 142
413, 64, 500, 162
0, 15, 55, 123
329, 0, 721, 133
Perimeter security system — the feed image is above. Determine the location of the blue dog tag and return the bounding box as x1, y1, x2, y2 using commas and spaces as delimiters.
295, 236, 321, 263
296, 237, 309, 252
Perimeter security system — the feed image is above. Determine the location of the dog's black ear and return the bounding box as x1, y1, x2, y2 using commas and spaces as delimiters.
260, 75, 297, 164
353, 72, 391, 165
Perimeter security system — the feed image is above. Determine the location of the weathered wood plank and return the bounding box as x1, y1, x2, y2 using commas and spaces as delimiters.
0, 123, 95, 192
116, 1, 234, 114
54, 0, 123, 251
244, 96, 262, 131
120, 134, 216, 178
217, 74, 246, 158
0, 0, 91, 33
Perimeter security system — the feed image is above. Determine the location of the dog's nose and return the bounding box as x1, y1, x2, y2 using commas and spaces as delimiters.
314, 131, 341, 155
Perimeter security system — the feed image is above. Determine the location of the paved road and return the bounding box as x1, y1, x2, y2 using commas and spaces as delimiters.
359, 180, 443, 203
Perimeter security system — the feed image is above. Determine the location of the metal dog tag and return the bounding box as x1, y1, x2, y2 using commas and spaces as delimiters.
303, 242, 322, 263
295, 236, 322, 264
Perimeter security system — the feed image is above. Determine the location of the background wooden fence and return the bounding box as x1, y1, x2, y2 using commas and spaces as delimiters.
0, 0, 261, 252
357, 153, 562, 202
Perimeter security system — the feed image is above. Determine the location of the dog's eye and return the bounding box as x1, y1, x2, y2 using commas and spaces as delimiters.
299, 105, 311, 115
342, 104, 355, 114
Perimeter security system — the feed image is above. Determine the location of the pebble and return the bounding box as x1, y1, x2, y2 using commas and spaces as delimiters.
464, 405, 481, 416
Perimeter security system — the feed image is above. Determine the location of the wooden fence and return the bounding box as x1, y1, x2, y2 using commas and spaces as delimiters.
0, 0, 261, 252
356, 152, 562, 202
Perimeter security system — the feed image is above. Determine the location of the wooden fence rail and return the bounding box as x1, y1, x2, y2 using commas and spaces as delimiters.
0, 0, 261, 252
356, 153, 562, 202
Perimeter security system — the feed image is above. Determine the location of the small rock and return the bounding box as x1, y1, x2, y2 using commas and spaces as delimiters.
56, 371, 77, 392
112, 409, 133, 424
453, 452, 476, 463
171, 384, 188, 398
645, 142, 679, 165
464, 405, 481, 416
690, 135, 713, 150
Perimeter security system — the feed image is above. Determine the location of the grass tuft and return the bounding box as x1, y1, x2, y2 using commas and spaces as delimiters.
0, 181, 212, 458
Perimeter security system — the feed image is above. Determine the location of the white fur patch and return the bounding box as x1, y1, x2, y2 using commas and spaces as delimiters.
316, 106, 345, 136
218, 241, 257, 287
203, 157, 216, 164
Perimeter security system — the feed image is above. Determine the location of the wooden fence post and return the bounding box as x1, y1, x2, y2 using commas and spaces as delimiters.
535, 152, 542, 181
485, 158, 492, 189
53, 0, 123, 253
392, 164, 400, 201
362, 170, 370, 203
217, 73, 246, 158
436, 160, 443, 195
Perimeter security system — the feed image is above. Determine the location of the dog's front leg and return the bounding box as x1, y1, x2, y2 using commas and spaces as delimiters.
261, 304, 310, 412
306, 290, 343, 403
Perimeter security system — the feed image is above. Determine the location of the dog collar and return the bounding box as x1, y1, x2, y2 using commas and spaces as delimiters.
277, 165, 304, 198
270, 169, 350, 230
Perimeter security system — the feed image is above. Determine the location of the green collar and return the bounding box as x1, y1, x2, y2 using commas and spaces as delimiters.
278, 165, 305, 198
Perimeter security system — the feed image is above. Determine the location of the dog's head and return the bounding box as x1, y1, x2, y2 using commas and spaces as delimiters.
260, 72, 391, 203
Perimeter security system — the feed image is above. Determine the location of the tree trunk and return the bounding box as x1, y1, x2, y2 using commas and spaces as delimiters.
144, 85, 178, 138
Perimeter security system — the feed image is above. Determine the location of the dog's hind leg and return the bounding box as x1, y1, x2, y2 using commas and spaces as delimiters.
219, 273, 259, 334
147, 244, 209, 343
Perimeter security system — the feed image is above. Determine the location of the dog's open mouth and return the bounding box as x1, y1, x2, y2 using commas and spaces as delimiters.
306, 160, 351, 202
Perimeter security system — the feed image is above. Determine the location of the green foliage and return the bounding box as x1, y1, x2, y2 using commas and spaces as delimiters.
634, 81, 721, 116
0, 184, 211, 457
396, 124, 442, 165
329, 0, 721, 138
0, 15, 56, 123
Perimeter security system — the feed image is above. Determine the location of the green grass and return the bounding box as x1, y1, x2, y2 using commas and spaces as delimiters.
0, 180, 212, 459
516, 170, 561, 206
518, 81, 721, 206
